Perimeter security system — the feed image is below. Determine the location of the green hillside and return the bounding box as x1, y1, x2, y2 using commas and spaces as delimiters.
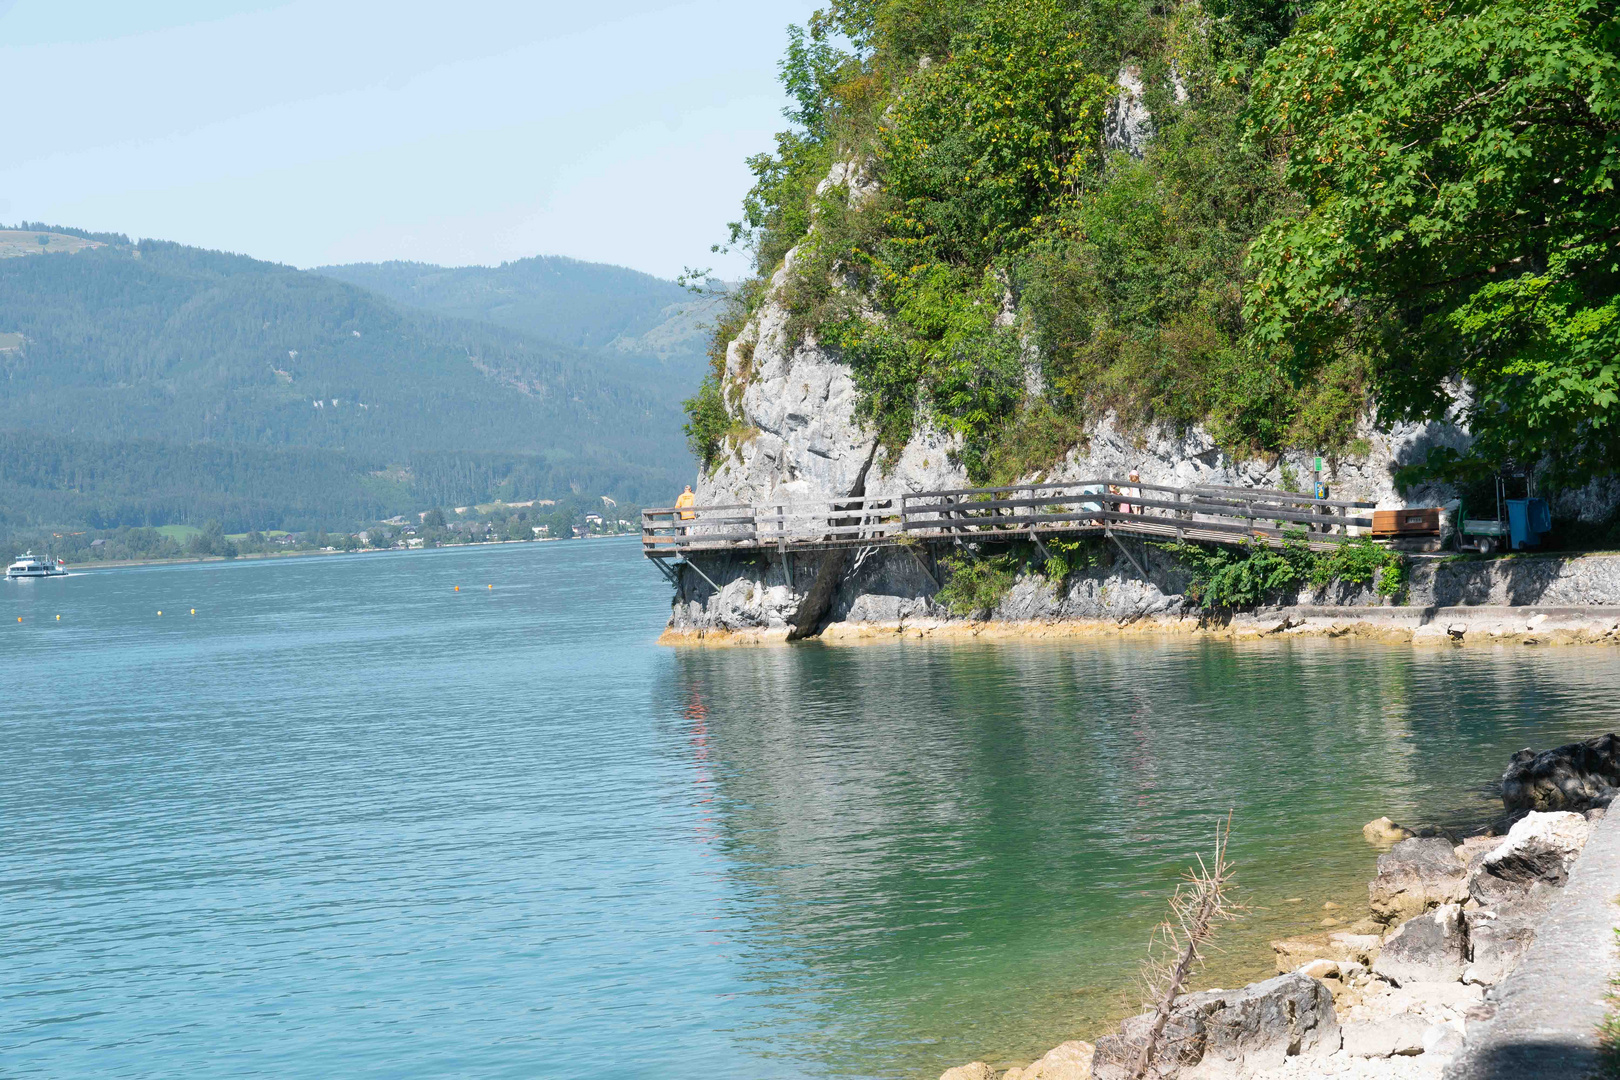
315, 255, 717, 384
694, 0, 1619, 493
0, 230, 693, 539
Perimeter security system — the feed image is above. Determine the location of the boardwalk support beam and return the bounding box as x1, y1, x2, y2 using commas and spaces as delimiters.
1105, 528, 1150, 581
681, 558, 721, 594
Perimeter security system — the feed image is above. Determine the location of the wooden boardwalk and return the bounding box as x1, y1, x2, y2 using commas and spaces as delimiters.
643, 479, 1376, 569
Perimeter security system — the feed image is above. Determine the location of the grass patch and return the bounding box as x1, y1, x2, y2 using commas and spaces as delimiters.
155, 524, 202, 541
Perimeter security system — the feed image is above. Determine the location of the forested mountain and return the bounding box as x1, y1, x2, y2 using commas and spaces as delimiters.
316, 256, 719, 386
0, 230, 695, 540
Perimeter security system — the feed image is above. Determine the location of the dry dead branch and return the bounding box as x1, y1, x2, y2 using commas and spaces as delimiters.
1131, 812, 1242, 1080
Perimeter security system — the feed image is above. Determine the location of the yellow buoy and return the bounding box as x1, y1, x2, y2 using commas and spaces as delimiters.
191, 609, 196, 615
56, 615, 61, 621
454, 586, 460, 592
488, 584, 493, 590
157, 610, 163, 616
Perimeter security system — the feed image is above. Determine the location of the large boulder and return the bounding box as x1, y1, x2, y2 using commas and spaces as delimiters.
1468, 810, 1590, 907
1003, 1040, 1095, 1080
938, 1063, 996, 1080
1371, 904, 1466, 986
1092, 974, 1338, 1079
1463, 904, 1542, 986
1368, 837, 1467, 924
1500, 733, 1620, 813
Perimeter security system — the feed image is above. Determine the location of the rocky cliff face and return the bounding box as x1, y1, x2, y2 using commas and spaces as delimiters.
698, 142, 1473, 513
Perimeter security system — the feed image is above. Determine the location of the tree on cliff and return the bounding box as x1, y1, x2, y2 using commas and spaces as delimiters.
1245, 0, 1620, 487
696, 0, 1619, 493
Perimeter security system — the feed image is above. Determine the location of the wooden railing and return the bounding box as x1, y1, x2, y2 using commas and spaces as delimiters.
643, 479, 1376, 557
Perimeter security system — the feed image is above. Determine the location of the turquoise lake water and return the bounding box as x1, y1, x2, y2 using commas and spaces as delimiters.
5, 538, 1619, 1079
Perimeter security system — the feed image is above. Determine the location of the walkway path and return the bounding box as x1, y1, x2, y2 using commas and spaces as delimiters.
1447, 810, 1620, 1079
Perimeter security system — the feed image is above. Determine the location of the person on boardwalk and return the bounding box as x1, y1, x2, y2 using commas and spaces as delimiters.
675, 485, 696, 530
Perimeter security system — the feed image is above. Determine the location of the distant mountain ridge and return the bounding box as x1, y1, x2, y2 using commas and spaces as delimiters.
315, 255, 720, 385
0, 229, 703, 537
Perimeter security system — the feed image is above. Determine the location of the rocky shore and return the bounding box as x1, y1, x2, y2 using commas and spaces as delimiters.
931, 735, 1620, 1080
661, 548, 1620, 648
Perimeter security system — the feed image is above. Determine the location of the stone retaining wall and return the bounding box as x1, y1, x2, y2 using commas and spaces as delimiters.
662, 548, 1620, 645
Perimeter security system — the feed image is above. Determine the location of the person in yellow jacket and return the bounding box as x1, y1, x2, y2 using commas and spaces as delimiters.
675, 485, 696, 522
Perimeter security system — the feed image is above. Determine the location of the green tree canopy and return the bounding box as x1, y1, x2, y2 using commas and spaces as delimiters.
1246, 0, 1620, 487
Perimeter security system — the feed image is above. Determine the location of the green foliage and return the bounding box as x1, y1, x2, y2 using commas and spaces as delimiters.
710, 0, 1378, 485
683, 375, 732, 471
1041, 535, 1105, 582
1311, 537, 1406, 598
1246, 0, 1620, 489
1159, 534, 1405, 610
936, 550, 1019, 616
880, 0, 1108, 265
1157, 538, 1313, 610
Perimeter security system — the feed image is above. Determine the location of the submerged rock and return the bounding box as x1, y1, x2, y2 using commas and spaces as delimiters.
1272, 932, 1381, 973
1500, 733, 1620, 813
1003, 1040, 1095, 1080
938, 1063, 996, 1080
1092, 974, 1338, 1079
1362, 817, 1414, 846
1367, 838, 1467, 924
1371, 904, 1466, 986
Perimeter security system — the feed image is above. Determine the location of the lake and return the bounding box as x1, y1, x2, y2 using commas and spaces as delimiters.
4, 539, 1617, 1079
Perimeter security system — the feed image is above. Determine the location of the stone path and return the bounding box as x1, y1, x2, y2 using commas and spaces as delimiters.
1445, 810, 1620, 1079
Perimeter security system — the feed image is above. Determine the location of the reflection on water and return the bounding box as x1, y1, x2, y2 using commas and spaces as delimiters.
662, 638, 1620, 1077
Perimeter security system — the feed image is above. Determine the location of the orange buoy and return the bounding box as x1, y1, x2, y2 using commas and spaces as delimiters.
454, 586, 460, 592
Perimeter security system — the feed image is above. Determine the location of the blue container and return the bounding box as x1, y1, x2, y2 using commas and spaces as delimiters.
1506, 498, 1551, 550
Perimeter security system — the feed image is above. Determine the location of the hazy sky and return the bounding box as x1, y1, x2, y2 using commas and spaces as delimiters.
0, 0, 820, 279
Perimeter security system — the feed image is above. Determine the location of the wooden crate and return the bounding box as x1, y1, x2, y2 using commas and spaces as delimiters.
1372, 508, 1440, 538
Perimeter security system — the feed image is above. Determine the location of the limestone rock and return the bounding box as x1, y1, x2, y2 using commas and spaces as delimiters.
1500, 733, 1620, 813
1422, 1022, 1466, 1061
1363, 817, 1415, 845
938, 1062, 996, 1080
1468, 810, 1589, 906
1372, 905, 1466, 986
1104, 66, 1154, 156
1342, 1015, 1427, 1057
1006, 1040, 1094, 1080
1092, 974, 1338, 1079
1368, 838, 1467, 924
1462, 905, 1540, 986
1295, 958, 1366, 999
1272, 932, 1381, 973
1453, 834, 1502, 868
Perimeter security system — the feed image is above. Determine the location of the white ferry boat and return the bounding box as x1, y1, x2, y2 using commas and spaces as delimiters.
6, 552, 67, 579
